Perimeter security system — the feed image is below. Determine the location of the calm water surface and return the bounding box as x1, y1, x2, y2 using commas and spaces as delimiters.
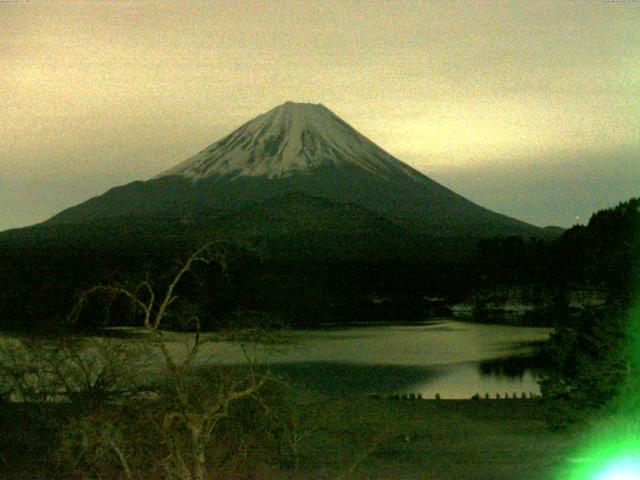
256, 320, 551, 399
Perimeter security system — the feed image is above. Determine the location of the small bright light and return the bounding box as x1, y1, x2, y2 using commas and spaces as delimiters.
595, 458, 640, 480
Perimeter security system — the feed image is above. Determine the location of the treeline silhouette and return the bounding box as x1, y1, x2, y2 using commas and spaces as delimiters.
538, 198, 640, 428
475, 198, 638, 305
0, 197, 637, 331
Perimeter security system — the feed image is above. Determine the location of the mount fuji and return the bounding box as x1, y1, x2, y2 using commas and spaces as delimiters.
44, 101, 541, 240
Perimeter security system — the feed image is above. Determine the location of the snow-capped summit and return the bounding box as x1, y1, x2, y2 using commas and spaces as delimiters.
156, 102, 421, 181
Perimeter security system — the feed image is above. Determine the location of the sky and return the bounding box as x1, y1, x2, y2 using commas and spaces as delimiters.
2, 0, 639, 231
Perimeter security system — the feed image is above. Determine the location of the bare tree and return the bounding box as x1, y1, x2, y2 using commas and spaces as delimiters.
68, 242, 273, 480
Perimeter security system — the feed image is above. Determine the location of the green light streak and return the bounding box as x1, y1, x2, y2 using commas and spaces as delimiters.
594, 458, 640, 480
557, 207, 640, 480
555, 306, 640, 479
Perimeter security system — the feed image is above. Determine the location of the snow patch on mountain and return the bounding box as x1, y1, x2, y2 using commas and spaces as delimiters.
156, 102, 423, 181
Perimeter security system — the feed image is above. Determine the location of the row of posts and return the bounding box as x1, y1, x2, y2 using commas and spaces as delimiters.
365, 392, 541, 400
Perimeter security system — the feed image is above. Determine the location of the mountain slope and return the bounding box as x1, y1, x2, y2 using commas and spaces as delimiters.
44, 101, 541, 238
214, 192, 423, 260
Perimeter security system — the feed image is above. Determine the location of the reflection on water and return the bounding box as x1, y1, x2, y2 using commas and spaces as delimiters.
259, 320, 551, 399
268, 360, 543, 399
478, 349, 548, 378
267, 362, 442, 397
407, 362, 542, 400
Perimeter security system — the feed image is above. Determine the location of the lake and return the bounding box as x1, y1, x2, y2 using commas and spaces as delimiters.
191, 319, 552, 399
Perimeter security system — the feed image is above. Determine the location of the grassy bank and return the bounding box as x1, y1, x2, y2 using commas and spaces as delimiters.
0, 396, 578, 480
290, 396, 577, 480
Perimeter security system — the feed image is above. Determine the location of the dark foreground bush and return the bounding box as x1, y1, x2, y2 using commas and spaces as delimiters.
0, 374, 298, 480
51, 374, 294, 480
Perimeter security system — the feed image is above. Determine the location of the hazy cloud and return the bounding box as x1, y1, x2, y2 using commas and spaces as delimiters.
1, 0, 638, 230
